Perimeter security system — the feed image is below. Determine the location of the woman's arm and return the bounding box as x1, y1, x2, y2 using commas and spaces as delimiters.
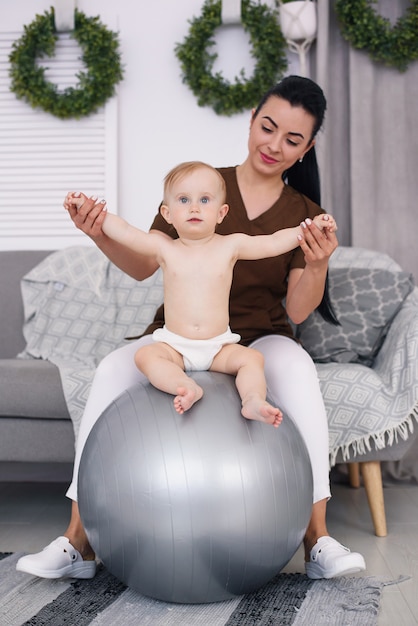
285, 219, 338, 325
65, 194, 164, 280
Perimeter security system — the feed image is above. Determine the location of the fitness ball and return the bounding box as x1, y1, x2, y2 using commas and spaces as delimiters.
78, 371, 313, 603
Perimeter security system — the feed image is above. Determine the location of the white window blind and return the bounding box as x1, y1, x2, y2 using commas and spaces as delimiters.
0, 31, 118, 250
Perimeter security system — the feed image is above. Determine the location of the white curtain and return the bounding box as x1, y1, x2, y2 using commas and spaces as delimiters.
313, 0, 418, 283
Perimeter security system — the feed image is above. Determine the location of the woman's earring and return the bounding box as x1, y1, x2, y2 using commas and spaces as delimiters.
299, 157, 303, 163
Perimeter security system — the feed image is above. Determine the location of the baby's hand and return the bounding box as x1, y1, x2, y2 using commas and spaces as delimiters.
64, 191, 107, 213
312, 213, 337, 233
63, 191, 87, 212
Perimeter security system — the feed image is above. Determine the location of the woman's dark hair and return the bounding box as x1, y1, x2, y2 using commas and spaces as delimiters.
254, 75, 339, 325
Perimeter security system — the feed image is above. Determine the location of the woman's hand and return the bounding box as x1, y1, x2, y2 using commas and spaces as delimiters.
298, 216, 338, 267
64, 192, 107, 242
286, 218, 338, 325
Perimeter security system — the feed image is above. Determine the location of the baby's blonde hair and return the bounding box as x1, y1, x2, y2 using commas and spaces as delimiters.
163, 161, 226, 203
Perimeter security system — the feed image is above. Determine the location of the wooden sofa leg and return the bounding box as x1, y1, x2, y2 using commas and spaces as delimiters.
360, 461, 387, 537
347, 462, 361, 488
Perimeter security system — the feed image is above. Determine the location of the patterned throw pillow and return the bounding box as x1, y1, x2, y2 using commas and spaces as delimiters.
20, 247, 164, 367
296, 267, 414, 365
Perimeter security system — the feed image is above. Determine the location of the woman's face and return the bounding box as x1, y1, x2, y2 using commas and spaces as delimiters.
247, 96, 316, 177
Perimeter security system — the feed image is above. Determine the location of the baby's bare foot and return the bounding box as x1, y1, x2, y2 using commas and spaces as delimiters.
241, 397, 283, 427
173, 384, 203, 414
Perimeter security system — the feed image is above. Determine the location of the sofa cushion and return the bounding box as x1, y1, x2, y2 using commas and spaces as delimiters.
296, 267, 414, 365
0, 359, 70, 419
0, 250, 53, 359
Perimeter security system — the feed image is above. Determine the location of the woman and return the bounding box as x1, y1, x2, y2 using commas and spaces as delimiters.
17, 75, 365, 581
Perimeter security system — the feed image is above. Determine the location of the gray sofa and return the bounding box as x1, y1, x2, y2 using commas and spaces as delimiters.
0, 250, 75, 476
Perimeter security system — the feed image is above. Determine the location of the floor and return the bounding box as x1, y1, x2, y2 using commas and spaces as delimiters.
0, 469, 417, 625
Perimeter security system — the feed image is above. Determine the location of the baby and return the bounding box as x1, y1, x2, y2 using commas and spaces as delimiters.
65, 161, 336, 427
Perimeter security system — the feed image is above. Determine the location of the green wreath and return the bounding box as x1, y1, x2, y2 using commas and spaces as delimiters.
335, 0, 418, 72
9, 8, 124, 119
175, 0, 288, 116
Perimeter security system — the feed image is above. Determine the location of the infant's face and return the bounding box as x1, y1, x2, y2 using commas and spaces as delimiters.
162, 168, 228, 235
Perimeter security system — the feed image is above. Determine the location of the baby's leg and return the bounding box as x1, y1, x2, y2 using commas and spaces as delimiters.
135, 343, 203, 414
211, 345, 282, 427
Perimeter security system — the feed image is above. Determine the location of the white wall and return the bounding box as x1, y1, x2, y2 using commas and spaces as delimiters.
114, 0, 253, 229
6, 0, 299, 236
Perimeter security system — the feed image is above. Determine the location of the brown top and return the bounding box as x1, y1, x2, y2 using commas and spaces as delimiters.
144, 166, 324, 346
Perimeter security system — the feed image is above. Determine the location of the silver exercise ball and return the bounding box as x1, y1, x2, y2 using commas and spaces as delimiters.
78, 371, 313, 604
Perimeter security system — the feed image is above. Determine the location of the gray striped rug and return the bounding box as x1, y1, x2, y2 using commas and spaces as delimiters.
0, 553, 385, 625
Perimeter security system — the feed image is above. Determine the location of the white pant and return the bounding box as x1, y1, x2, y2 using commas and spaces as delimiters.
67, 334, 331, 503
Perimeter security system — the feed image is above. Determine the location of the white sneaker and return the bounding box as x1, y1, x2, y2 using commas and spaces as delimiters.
305, 536, 366, 579
16, 536, 96, 579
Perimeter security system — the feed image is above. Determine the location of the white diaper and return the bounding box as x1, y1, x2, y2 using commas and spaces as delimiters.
152, 326, 241, 371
